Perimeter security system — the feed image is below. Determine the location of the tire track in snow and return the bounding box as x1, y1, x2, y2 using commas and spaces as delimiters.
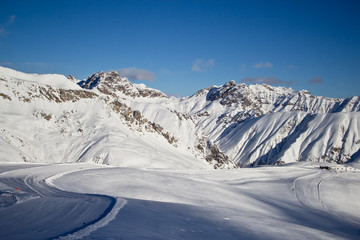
316, 171, 331, 212
55, 197, 127, 240
292, 169, 335, 212
292, 170, 320, 208
316, 171, 337, 213
45, 169, 128, 240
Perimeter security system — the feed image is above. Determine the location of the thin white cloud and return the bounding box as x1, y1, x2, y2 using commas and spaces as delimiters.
25, 62, 46, 66
240, 64, 247, 72
192, 58, 215, 72
283, 64, 297, 73
253, 61, 273, 69
159, 68, 174, 76
0, 27, 6, 37
7, 15, 16, 26
242, 77, 295, 86
0, 15, 16, 37
192, 59, 202, 72
119, 67, 156, 81
309, 76, 323, 84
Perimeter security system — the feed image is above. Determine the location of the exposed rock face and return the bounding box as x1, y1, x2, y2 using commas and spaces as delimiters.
1, 76, 98, 103
79, 71, 131, 96
67, 75, 77, 83
204, 141, 238, 169
207, 80, 237, 102
110, 100, 177, 145
78, 71, 167, 98
0, 93, 11, 100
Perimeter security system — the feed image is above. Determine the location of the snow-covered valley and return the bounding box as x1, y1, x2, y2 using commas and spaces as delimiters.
0, 66, 360, 239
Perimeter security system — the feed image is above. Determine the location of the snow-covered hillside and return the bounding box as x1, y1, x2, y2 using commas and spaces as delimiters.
0, 66, 359, 168
104, 72, 360, 167
0, 66, 209, 169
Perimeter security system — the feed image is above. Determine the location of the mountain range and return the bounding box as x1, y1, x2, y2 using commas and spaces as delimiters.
1, 66, 359, 169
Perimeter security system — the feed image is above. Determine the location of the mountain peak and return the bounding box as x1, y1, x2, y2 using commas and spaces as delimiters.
224, 80, 236, 87
78, 70, 167, 98
78, 71, 128, 90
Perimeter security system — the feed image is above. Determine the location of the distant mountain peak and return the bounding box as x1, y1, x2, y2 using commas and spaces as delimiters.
78, 71, 127, 90
78, 70, 167, 98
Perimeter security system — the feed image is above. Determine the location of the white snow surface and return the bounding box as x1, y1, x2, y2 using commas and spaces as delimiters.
0, 163, 359, 239
0, 66, 81, 90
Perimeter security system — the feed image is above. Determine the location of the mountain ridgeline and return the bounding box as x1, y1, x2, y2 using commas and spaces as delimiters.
0, 66, 359, 168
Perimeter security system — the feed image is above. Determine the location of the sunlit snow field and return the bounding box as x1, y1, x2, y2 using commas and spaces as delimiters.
0, 162, 359, 240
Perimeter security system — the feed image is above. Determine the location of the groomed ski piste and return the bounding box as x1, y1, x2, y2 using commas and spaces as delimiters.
1, 162, 359, 240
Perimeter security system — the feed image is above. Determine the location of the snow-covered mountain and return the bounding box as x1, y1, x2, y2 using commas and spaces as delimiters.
1, 66, 359, 168
0, 66, 210, 169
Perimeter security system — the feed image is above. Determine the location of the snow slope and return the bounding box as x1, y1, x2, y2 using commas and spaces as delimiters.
0, 66, 81, 90
107, 75, 360, 167
0, 67, 209, 169
1, 163, 359, 239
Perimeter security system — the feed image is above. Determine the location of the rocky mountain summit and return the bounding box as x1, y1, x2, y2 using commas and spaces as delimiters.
78, 71, 167, 99
205, 80, 360, 114
0, 66, 359, 168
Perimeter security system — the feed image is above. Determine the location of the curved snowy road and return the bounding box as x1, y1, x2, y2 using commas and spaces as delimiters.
0, 164, 125, 240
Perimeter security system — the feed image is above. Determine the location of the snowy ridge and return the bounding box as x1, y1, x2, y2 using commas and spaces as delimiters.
0, 66, 360, 168
193, 80, 360, 114
0, 66, 80, 90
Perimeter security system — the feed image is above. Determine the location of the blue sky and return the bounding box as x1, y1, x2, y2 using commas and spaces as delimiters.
0, 0, 359, 98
